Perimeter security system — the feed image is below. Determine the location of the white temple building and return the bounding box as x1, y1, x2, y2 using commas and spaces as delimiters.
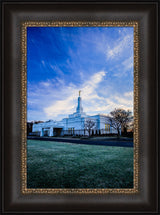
32, 91, 119, 136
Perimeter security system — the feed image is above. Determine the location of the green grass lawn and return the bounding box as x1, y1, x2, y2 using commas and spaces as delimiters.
27, 140, 133, 189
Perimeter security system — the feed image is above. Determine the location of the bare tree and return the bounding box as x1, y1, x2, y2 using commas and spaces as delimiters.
84, 119, 95, 136
109, 108, 132, 136
108, 117, 121, 136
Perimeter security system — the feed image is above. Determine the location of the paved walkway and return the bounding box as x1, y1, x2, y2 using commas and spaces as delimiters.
27, 136, 133, 148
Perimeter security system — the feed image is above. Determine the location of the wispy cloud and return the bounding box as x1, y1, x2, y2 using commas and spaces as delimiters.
122, 56, 133, 72
106, 34, 133, 60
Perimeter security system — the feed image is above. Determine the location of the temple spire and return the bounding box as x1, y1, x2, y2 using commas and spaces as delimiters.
76, 90, 83, 113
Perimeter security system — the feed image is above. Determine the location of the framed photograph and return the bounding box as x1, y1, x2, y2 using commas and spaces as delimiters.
24, 21, 137, 193
2, 1, 158, 213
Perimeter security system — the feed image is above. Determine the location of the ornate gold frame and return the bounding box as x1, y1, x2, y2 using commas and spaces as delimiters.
21, 21, 139, 194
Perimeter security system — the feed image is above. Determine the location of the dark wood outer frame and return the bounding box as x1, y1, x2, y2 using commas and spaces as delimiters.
21, 20, 139, 195
2, 1, 158, 213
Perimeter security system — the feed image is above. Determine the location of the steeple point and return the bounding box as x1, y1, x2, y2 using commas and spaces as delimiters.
76, 90, 83, 113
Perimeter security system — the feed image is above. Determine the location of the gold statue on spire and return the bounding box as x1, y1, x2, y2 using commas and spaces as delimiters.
79, 90, 81, 97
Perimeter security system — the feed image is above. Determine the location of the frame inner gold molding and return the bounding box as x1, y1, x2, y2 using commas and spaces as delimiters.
21, 21, 139, 194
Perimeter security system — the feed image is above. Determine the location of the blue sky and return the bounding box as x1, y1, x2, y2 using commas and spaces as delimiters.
27, 27, 134, 122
